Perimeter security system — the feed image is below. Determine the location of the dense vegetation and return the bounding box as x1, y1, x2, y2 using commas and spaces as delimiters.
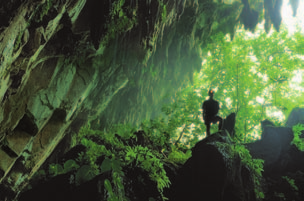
32, 23, 304, 200
169, 23, 304, 145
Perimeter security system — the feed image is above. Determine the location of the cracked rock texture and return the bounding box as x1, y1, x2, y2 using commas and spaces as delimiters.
0, 0, 287, 198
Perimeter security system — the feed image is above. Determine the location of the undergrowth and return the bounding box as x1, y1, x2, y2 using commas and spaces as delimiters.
32, 98, 266, 201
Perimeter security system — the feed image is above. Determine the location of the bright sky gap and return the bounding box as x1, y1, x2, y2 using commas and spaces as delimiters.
196, 1, 304, 140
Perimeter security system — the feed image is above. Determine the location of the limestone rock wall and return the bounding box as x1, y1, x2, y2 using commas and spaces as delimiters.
0, 0, 129, 195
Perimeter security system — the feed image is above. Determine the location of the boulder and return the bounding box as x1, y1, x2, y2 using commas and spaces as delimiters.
168, 133, 256, 201
246, 126, 294, 176
221, 112, 236, 137
247, 109, 304, 177
286, 107, 304, 128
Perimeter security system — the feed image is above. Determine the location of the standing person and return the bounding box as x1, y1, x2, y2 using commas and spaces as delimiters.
202, 89, 223, 137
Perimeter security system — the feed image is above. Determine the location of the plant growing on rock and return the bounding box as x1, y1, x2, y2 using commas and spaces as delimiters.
291, 123, 304, 151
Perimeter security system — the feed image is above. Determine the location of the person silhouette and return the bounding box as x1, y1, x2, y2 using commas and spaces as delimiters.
202, 89, 223, 137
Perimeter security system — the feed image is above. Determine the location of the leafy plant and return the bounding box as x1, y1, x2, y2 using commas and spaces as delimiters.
74, 165, 95, 185
158, 0, 167, 22
282, 176, 299, 192
78, 122, 174, 200
167, 147, 192, 164
214, 138, 264, 200
233, 143, 264, 199
291, 123, 304, 151
28, 0, 53, 24
48, 159, 79, 176
101, 0, 137, 46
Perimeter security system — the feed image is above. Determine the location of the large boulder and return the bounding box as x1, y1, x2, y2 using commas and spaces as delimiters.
286, 107, 304, 128
168, 133, 256, 201
246, 126, 294, 176
247, 108, 304, 177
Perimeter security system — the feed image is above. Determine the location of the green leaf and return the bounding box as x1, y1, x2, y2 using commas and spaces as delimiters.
49, 164, 63, 176
63, 159, 79, 173
104, 179, 114, 195
119, 10, 124, 17
111, 159, 122, 172
100, 158, 112, 173
75, 165, 96, 185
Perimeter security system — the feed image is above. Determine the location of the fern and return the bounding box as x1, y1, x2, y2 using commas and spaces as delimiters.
291, 124, 304, 151
231, 143, 264, 199
282, 176, 299, 192
77, 122, 173, 200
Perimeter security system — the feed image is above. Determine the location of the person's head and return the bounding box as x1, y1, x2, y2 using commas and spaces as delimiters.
208, 89, 214, 99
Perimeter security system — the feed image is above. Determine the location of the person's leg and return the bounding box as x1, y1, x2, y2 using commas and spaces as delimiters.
205, 122, 211, 137
216, 116, 223, 131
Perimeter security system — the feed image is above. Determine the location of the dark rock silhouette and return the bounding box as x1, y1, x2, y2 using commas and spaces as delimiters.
19, 165, 162, 201
168, 113, 256, 201
247, 108, 304, 177
246, 108, 304, 201
246, 126, 294, 177
285, 107, 304, 128
221, 112, 236, 137
169, 133, 256, 201
168, 109, 304, 201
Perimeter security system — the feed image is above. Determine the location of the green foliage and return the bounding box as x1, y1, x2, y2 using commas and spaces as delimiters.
163, 23, 304, 145
77, 123, 175, 200
124, 146, 170, 190
139, 118, 171, 149
43, 120, 177, 200
104, 179, 120, 201
64, 159, 79, 172
101, 0, 137, 46
232, 144, 264, 199
49, 159, 79, 176
282, 176, 299, 192
75, 165, 96, 185
167, 147, 192, 164
233, 144, 264, 176
160, 87, 205, 149
37, 0, 53, 22
291, 124, 304, 151
48, 163, 63, 176
158, 0, 167, 22
28, 0, 53, 23
214, 139, 264, 199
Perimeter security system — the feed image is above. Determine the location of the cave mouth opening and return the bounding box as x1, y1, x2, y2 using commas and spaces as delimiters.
179, 0, 304, 143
